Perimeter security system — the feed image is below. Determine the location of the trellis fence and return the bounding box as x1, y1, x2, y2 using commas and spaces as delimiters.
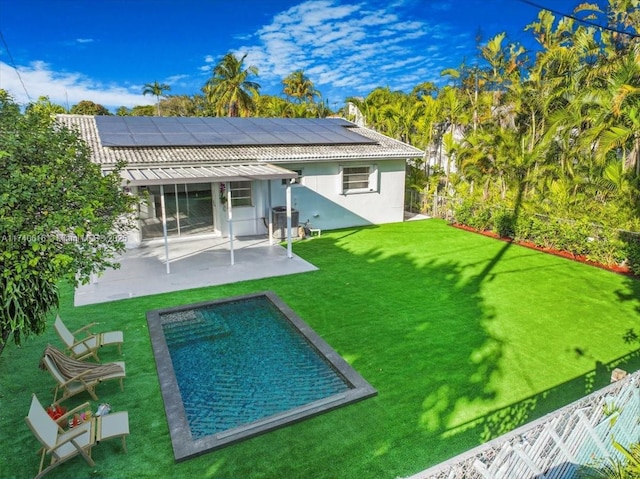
406, 371, 640, 479
404, 191, 461, 220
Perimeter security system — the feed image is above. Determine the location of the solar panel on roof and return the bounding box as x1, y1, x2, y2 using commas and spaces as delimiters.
94, 116, 376, 147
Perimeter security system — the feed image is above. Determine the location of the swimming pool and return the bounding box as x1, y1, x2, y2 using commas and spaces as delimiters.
147, 291, 377, 461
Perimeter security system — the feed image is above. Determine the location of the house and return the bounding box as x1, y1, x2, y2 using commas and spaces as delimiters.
58, 115, 424, 247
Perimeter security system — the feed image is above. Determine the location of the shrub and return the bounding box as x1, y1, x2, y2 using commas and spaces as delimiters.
468, 204, 492, 231
453, 199, 475, 225
621, 231, 640, 275
587, 227, 626, 267
492, 207, 515, 239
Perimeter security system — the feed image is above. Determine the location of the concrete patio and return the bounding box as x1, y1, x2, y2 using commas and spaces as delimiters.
74, 235, 318, 306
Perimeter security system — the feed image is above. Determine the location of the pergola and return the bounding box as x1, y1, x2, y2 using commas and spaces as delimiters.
109, 163, 299, 273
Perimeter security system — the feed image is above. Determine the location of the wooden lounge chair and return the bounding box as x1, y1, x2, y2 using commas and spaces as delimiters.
54, 315, 123, 361
25, 393, 130, 479
40, 345, 126, 403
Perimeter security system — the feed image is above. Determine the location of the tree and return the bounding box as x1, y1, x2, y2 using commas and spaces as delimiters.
70, 100, 111, 115
25, 96, 66, 117
0, 91, 137, 356
130, 105, 157, 116
203, 52, 260, 117
142, 81, 171, 116
158, 94, 205, 117
255, 95, 294, 117
282, 70, 321, 103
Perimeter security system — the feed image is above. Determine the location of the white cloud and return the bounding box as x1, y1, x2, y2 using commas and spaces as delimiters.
224, 0, 450, 99
76, 38, 94, 44
0, 61, 153, 110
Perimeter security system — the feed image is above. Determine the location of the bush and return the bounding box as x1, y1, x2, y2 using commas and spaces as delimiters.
468, 204, 492, 231
587, 227, 626, 267
450, 196, 638, 275
492, 207, 515, 238
621, 231, 640, 275
555, 218, 592, 257
453, 199, 475, 226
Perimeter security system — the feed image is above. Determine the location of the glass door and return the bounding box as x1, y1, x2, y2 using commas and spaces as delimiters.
139, 183, 214, 240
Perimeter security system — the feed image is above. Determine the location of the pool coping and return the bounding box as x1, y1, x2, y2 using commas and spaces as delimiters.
146, 290, 377, 462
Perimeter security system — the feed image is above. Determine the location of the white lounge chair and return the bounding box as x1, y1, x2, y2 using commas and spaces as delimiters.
54, 315, 123, 361
25, 394, 130, 478
40, 345, 126, 403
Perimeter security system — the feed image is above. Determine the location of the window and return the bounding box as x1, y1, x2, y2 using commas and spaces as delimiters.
341, 165, 378, 194
230, 181, 252, 207
282, 169, 303, 186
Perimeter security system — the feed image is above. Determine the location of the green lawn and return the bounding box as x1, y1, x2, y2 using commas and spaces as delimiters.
2, 219, 639, 479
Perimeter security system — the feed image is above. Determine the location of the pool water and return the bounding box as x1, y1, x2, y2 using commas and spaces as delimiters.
161, 296, 350, 438
147, 291, 376, 461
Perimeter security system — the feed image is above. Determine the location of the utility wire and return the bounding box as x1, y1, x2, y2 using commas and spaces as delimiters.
516, 0, 640, 39
0, 30, 32, 102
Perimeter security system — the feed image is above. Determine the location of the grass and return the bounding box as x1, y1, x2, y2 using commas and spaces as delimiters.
1, 219, 640, 479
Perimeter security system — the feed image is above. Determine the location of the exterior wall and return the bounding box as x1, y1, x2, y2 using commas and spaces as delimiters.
270, 159, 407, 231
215, 180, 271, 237
128, 158, 407, 245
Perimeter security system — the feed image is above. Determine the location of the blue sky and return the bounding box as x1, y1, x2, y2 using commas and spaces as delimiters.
0, 0, 605, 111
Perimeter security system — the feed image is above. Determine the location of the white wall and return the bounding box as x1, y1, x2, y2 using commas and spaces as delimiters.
214, 180, 269, 237
129, 159, 406, 244
270, 159, 406, 231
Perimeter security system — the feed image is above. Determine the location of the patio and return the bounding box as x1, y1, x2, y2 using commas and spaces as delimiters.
74, 235, 318, 306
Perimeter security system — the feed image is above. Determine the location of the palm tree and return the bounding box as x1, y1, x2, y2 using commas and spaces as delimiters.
282, 70, 321, 104
142, 81, 171, 116
203, 53, 260, 117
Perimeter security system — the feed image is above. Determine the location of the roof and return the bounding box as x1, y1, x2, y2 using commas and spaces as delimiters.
57, 115, 424, 167
94, 116, 377, 147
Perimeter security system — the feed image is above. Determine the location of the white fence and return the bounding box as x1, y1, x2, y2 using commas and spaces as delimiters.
407, 370, 640, 479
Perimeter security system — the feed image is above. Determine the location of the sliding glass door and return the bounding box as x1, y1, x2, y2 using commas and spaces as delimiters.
139, 183, 214, 239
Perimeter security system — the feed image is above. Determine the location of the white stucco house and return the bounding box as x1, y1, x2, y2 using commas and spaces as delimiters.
58, 115, 424, 247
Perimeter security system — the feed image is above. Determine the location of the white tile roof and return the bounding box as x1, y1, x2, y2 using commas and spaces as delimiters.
57, 115, 424, 167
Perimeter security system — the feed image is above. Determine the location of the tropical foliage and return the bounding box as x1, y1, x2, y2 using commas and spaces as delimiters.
0, 91, 137, 356
579, 441, 640, 478
70, 99, 111, 115
348, 0, 640, 273
142, 80, 171, 116
282, 69, 321, 103
202, 52, 261, 117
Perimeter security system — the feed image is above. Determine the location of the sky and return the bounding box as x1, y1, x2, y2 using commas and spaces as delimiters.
0, 0, 608, 112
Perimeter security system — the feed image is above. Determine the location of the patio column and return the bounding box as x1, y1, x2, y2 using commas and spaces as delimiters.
227, 182, 235, 265
268, 180, 274, 245
160, 184, 170, 274
286, 181, 293, 259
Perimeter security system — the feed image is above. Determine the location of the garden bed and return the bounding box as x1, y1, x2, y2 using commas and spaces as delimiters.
451, 223, 634, 276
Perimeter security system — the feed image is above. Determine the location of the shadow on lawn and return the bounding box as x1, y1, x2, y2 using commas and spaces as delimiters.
444, 346, 640, 444
305, 222, 640, 477
616, 273, 640, 346
300, 224, 508, 436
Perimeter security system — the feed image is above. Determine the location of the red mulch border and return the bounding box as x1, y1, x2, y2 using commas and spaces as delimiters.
450, 223, 635, 277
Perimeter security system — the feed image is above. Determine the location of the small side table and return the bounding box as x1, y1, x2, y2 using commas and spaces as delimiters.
96, 411, 130, 453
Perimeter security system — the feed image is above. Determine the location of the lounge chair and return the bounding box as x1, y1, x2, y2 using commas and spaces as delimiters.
25, 393, 130, 479
54, 315, 123, 361
40, 345, 126, 403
